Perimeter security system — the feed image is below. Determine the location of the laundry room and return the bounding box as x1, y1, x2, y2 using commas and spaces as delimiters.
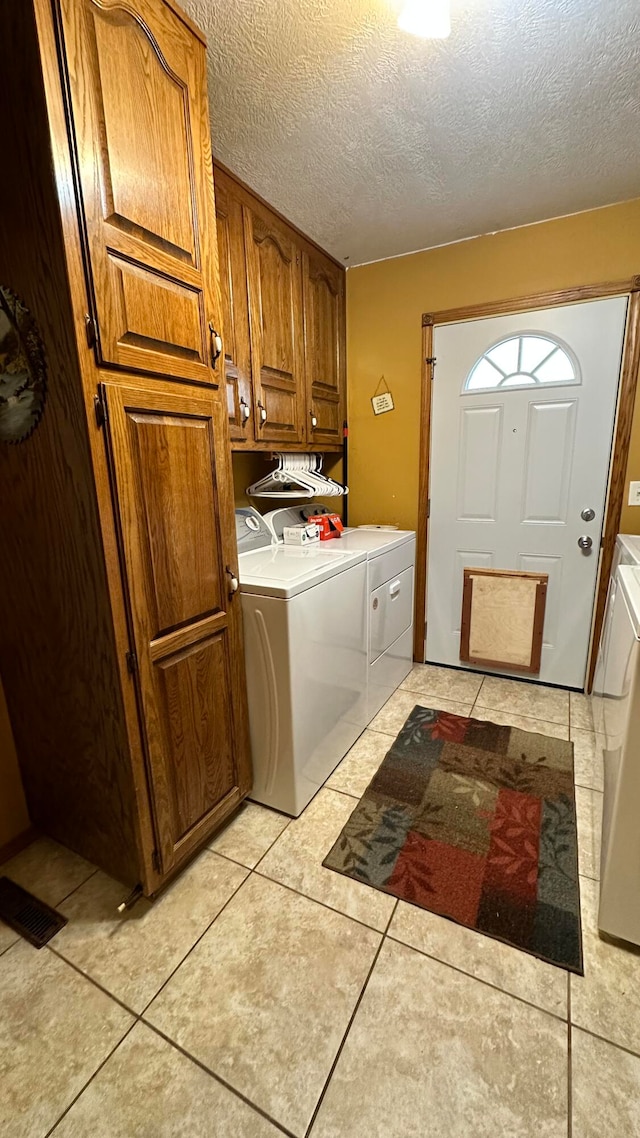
2, 2, 640, 1136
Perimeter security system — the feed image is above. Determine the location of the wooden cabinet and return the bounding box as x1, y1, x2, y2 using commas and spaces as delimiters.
0, 0, 251, 896
243, 203, 306, 444
303, 250, 345, 446
213, 166, 346, 452
214, 177, 253, 438
58, 0, 223, 388
103, 384, 250, 874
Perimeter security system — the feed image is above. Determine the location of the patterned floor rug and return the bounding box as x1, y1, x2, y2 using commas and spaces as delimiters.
324, 705, 583, 973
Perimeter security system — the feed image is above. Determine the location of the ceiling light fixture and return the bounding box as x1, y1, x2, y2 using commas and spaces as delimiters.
397, 0, 451, 39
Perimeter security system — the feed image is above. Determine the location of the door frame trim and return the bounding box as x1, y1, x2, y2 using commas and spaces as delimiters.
414, 276, 640, 692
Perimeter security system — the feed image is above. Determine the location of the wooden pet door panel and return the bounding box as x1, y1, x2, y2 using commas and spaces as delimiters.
460, 569, 548, 674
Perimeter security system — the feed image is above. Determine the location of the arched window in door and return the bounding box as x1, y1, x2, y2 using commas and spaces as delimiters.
464, 333, 580, 392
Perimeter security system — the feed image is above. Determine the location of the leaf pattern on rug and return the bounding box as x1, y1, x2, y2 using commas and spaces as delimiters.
394, 706, 438, 749
450, 773, 487, 807
537, 795, 579, 914
440, 746, 569, 798
331, 801, 412, 885
428, 711, 470, 743
386, 831, 436, 904
486, 793, 541, 887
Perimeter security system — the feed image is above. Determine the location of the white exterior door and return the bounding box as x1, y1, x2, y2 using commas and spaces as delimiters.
426, 296, 628, 688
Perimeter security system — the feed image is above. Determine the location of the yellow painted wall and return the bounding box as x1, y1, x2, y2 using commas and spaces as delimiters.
347, 198, 640, 533
0, 677, 30, 851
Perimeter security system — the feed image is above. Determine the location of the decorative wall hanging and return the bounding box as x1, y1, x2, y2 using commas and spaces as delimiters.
371, 375, 394, 415
0, 286, 47, 444
460, 567, 548, 674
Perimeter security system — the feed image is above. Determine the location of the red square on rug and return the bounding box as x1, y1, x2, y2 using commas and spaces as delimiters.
386, 832, 485, 924
484, 788, 542, 904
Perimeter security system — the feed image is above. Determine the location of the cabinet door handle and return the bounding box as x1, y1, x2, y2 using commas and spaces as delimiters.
257, 401, 267, 424
208, 322, 222, 367
240, 399, 251, 423
226, 566, 239, 595
310, 412, 317, 429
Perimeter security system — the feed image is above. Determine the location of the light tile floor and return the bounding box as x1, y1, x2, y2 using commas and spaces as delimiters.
2, 667, 639, 1137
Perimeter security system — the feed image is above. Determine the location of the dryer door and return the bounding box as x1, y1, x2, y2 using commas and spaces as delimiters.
370, 567, 414, 662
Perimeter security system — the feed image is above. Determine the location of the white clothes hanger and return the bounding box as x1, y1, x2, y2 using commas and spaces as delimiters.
246, 453, 348, 499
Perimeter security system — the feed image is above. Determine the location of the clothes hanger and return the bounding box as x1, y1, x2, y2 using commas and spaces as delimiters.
246, 453, 348, 498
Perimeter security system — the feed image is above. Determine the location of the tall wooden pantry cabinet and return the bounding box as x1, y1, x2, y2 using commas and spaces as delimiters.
0, 0, 252, 895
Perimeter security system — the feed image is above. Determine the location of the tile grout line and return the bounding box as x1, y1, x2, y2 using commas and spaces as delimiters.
251, 868, 389, 935
303, 921, 391, 1138
46, 943, 143, 1018
569, 1022, 640, 1062
383, 931, 569, 1025
138, 1020, 298, 1138
42, 824, 298, 1136
137, 867, 251, 1018
324, 785, 364, 803
44, 822, 303, 1138
56, 866, 100, 906
43, 1018, 139, 1138
140, 818, 392, 1138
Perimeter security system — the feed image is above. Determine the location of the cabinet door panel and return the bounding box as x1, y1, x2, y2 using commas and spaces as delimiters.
157, 633, 236, 835
104, 383, 251, 872
129, 412, 222, 633
244, 205, 305, 443
304, 252, 345, 445
58, 0, 221, 386
214, 174, 253, 439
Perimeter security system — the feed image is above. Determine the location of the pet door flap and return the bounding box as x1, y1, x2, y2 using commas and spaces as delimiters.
460, 568, 548, 674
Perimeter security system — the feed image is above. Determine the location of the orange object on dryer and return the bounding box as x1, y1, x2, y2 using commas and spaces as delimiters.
307, 513, 344, 540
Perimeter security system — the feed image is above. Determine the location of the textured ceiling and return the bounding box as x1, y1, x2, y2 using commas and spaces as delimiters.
182, 0, 640, 265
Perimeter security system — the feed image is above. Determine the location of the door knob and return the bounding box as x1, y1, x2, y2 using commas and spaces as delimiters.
581, 507, 596, 522
578, 535, 593, 552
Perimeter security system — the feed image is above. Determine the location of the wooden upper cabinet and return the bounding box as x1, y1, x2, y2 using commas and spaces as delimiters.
303, 251, 346, 446
243, 203, 306, 444
213, 173, 254, 439
102, 382, 251, 874
58, 0, 223, 386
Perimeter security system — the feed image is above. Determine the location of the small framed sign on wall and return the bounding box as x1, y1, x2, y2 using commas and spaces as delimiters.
371, 375, 394, 415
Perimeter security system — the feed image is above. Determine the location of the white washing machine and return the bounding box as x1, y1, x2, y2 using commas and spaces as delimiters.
236, 508, 368, 815
592, 534, 640, 734
598, 563, 640, 945
264, 511, 416, 723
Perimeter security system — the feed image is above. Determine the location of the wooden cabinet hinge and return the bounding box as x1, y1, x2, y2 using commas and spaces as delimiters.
125, 649, 138, 675
94, 390, 108, 428
85, 313, 99, 350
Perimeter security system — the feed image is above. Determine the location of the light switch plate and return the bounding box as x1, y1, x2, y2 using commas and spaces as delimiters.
628, 481, 640, 506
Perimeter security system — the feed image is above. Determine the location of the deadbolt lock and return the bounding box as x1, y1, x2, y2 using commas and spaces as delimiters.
581, 507, 596, 522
